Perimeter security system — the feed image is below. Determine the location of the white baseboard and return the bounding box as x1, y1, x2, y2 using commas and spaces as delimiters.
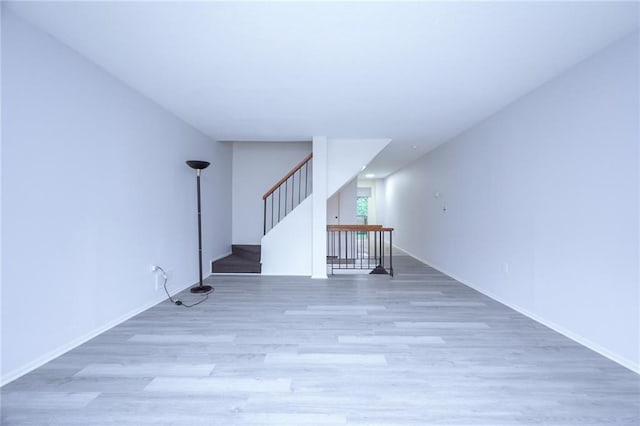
394, 244, 640, 375
0, 279, 194, 387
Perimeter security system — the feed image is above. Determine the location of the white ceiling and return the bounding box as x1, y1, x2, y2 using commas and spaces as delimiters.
6, 1, 639, 177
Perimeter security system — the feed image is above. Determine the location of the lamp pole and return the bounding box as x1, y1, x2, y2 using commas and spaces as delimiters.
186, 160, 213, 294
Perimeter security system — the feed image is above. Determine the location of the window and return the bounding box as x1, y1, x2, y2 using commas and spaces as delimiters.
357, 196, 368, 225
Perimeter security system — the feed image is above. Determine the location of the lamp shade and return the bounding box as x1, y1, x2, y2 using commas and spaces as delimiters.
186, 160, 210, 170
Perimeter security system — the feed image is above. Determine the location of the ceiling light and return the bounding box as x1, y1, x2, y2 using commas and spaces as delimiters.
365, 173, 375, 178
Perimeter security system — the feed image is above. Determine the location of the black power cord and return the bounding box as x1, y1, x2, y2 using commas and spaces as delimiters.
155, 266, 212, 308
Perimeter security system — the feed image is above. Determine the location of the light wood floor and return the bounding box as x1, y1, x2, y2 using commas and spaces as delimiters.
2, 256, 639, 425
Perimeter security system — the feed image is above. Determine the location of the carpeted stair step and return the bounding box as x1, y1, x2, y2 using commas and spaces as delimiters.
212, 245, 262, 273
231, 244, 261, 262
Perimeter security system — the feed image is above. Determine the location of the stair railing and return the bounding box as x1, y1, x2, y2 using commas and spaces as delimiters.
327, 224, 394, 276
263, 153, 313, 235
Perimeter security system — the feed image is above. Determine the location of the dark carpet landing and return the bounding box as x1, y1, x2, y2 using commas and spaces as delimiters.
212, 245, 261, 273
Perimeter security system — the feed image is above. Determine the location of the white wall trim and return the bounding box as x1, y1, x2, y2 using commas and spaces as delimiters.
394, 244, 640, 375
0, 279, 195, 387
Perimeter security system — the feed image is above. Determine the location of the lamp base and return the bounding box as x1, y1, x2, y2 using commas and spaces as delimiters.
190, 285, 213, 294
370, 264, 389, 275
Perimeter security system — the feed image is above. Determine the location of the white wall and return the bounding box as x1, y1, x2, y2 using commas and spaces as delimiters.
1, 11, 232, 384
375, 179, 386, 226
327, 177, 358, 225
261, 198, 312, 276
339, 179, 357, 225
0, 2, 4, 385
327, 191, 340, 225
312, 136, 328, 279
232, 141, 311, 245
385, 34, 639, 371
327, 138, 390, 197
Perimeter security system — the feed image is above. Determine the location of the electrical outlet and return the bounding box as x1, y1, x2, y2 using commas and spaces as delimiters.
151, 265, 160, 291
151, 265, 172, 292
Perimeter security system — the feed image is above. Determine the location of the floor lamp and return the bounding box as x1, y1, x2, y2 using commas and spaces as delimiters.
186, 160, 213, 294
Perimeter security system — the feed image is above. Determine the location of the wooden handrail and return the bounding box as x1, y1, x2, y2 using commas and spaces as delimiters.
327, 225, 394, 232
262, 152, 313, 200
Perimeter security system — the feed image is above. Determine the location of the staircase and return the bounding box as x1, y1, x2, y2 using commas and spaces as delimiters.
262, 152, 313, 235
260, 138, 391, 276
212, 245, 261, 273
